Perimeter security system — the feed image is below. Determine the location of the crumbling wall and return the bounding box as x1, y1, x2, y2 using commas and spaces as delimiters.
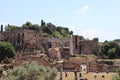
0, 29, 44, 52
72, 35, 100, 55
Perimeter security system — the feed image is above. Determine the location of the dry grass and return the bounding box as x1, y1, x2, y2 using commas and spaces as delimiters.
56, 72, 116, 80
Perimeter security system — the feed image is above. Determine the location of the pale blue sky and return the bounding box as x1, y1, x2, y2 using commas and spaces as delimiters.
0, 0, 120, 42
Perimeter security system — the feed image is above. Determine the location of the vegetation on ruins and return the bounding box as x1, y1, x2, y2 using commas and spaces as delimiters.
7, 61, 57, 80
6, 20, 72, 38
0, 41, 15, 62
100, 41, 120, 59
97, 60, 114, 65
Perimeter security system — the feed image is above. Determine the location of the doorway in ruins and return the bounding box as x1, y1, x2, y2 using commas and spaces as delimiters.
79, 45, 82, 54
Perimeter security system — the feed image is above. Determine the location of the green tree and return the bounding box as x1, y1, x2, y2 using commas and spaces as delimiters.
100, 41, 120, 59
6, 25, 21, 30
42, 23, 56, 35
6, 21, 71, 38
41, 19, 45, 27
56, 27, 70, 37
22, 22, 32, 29
53, 31, 62, 38
0, 41, 15, 61
7, 61, 57, 80
26, 22, 32, 26
115, 45, 120, 58
107, 48, 115, 59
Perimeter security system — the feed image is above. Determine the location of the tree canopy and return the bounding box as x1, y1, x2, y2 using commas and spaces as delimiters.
0, 41, 15, 61
100, 41, 120, 59
7, 61, 57, 80
6, 20, 72, 38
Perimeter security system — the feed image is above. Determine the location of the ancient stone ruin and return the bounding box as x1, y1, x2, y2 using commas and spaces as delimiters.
0, 24, 100, 60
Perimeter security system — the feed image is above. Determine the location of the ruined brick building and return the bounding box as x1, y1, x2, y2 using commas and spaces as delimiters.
0, 25, 100, 59
0, 28, 44, 53
46, 35, 99, 56
72, 35, 99, 55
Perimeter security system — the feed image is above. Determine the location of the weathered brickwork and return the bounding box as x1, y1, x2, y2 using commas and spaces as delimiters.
0, 25, 100, 59
72, 35, 100, 55
0, 29, 44, 52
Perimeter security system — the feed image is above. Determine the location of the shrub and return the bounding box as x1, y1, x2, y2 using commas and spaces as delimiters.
7, 61, 57, 80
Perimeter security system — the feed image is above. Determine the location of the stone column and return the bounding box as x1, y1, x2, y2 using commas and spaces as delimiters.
86, 56, 89, 73
60, 64, 63, 80
70, 35, 73, 55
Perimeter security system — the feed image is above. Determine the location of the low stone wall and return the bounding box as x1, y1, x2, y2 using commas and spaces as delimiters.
108, 66, 119, 72
89, 62, 119, 72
